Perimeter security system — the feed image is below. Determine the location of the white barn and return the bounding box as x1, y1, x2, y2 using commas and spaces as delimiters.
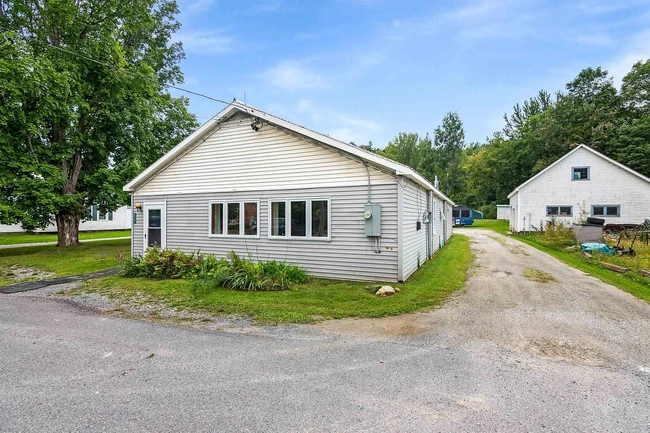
508, 144, 650, 232
123, 100, 454, 282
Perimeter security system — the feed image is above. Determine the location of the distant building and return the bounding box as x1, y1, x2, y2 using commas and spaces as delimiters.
0, 206, 132, 233
508, 145, 650, 232
496, 205, 509, 220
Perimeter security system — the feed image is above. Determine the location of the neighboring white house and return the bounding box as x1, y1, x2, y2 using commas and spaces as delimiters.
123, 100, 454, 282
0, 205, 132, 233
496, 205, 509, 220
508, 144, 650, 232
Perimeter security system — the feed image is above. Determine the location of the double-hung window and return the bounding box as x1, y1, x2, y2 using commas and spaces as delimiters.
591, 205, 620, 217
269, 198, 330, 240
546, 205, 572, 217
209, 201, 259, 237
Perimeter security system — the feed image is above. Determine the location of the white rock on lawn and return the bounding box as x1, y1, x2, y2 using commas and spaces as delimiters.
375, 286, 396, 296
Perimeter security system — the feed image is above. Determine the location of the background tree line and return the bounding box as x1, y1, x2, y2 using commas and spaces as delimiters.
356, 62, 650, 219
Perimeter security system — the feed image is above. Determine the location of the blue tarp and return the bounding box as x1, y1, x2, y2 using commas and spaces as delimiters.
580, 243, 615, 255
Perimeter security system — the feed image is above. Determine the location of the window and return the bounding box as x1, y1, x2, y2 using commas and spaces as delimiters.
591, 205, 620, 217
461, 210, 470, 218
227, 203, 240, 235
269, 198, 331, 240
546, 205, 572, 217
452, 209, 460, 218
89, 205, 112, 221
311, 200, 329, 238
210, 203, 223, 235
244, 203, 258, 235
572, 166, 590, 180
271, 201, 286, 236
209, 201, 259, 237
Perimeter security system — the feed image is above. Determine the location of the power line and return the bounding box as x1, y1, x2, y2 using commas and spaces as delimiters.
48, 44, 232, 106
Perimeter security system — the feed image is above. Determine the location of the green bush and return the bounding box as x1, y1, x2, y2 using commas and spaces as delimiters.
121, 248, 308, 291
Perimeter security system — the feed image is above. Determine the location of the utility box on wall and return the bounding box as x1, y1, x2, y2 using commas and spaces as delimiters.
364, 203, 382, 236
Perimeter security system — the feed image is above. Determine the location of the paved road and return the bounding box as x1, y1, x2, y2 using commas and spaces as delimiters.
0, 237, 130, 249
1, 229, 649, 432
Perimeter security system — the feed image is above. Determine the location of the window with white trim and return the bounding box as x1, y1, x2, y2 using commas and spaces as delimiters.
546, 205, 572, 217
269, 198, 330, 240
209, 201, 259, 237
591, 205, 620, 217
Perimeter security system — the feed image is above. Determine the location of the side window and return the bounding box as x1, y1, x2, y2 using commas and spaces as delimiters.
546, 206, 572, 216
572, 166, 590, 180
209, 201, 258, 237
461, 210, 470, 218
591, 205, 620, 217
270, 198, 330, 240
452, 209, 459, 218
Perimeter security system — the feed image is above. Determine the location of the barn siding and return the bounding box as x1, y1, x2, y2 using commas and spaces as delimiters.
133, 184, 399, 282
514, 147, 650, 231
137, 112, 395, 196
400, 177, 429, 281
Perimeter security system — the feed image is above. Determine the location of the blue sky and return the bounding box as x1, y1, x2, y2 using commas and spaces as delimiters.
171, 0, 650, 147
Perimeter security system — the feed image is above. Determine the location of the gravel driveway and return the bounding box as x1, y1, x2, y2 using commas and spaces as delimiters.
1, 229, 649, 432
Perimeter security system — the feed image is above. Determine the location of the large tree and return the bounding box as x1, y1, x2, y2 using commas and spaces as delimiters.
433, 112, 465, 199
0, 0, 198, 246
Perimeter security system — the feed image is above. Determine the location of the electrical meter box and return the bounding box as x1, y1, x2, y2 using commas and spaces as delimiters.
364, 203, 382, 236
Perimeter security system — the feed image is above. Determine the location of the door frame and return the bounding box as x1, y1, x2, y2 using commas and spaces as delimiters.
143, 202, 167, 249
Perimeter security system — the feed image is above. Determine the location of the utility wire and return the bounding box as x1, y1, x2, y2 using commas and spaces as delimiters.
41, 42, 238, 110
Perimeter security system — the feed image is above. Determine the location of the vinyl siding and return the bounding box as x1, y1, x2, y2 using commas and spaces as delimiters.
514, 147, 650, 231
133, 184, 399, 282
137, 112, 395, 196
400, 177, 429, 281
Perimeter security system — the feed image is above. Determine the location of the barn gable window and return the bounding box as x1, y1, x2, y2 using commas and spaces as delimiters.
546, 205, 572, 217
572, 166, 590, 180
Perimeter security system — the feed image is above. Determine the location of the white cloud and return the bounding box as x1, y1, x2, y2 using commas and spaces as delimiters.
174, 31, 233, 55
263, 61, 329, 90
184, 0, 214, 13
606, 29, 650, 85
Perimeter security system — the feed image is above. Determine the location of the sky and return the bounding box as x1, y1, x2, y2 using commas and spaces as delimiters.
170, 0, 650, 148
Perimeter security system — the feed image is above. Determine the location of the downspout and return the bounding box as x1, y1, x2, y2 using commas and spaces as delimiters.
397, 176, 404, 282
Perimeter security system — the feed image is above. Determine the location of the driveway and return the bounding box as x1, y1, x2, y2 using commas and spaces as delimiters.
1, 229, 649, 432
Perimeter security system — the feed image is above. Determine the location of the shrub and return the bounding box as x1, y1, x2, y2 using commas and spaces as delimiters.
541, 219, 576, 248
120, 248, 308, 291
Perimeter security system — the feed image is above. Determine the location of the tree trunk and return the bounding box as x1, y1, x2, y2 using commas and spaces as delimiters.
55, 211, 80, 247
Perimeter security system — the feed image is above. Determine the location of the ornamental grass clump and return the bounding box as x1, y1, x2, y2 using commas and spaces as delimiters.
120, 248, 308, 291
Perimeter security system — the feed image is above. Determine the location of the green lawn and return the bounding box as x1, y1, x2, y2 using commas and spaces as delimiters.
0, 230, 131, 246
79, 234, 474, 324
0, 239, 130, 286
461, 219, 510, 235
471, 220, 650, 303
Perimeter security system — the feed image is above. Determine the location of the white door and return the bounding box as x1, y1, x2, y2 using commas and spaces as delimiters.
144, 203, 166, 248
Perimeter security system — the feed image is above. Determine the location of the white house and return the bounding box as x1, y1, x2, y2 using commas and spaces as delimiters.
496, 205, 509, 220
123, 100, 454, 282
508, 144, 650, 232
0, 205, 132, 233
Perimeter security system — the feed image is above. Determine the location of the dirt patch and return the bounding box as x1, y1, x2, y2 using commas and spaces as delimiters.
522, 268, 558, 283
523, 339, 604, 364
0, 266, 54, 282
317, 313, 438, 340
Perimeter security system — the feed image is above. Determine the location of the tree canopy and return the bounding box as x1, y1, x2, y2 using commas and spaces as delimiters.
0, 0, 198, 245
